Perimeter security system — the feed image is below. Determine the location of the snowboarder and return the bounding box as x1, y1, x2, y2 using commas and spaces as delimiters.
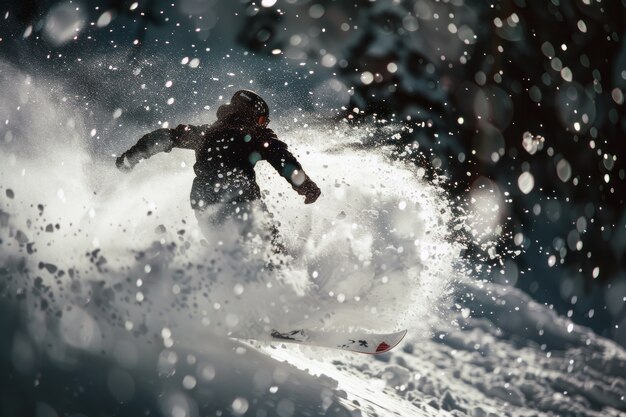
115, 89, 321, 246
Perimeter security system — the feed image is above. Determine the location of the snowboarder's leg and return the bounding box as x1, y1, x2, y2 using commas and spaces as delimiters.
253, 198, 288, 256
191, 178, 243, 241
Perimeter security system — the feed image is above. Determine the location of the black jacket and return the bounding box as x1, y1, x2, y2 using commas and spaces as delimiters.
118, 119, 320, 210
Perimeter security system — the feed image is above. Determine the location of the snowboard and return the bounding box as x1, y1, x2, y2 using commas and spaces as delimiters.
236, 328, 407, 354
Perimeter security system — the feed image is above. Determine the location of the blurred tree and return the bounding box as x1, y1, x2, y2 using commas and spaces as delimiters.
0, 0, 165, 60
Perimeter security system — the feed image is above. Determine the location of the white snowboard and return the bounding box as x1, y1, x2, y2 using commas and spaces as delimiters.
236, 328, 407, 354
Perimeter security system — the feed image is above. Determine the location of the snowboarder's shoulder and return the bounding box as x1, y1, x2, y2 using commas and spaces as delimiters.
247, 125, 275, 136
172, 123, 210, 137
253, 126, 288, 148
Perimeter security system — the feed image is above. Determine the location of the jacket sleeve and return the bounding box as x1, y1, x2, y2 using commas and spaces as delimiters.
170, 124, 207, 150
118, 124, 204, 168
261, 130, 320, 203
261, 130, 304, 186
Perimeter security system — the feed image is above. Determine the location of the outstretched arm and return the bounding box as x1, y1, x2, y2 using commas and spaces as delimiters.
116, 124, 205, 171
116, 128, 173, 171
263, 135, 321, 204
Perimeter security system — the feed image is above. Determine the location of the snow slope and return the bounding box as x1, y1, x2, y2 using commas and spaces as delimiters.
1, 60, 625, 417
262, 279, 626, 417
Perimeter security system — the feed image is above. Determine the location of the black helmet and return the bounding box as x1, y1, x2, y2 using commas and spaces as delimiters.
217, 89, 270, 126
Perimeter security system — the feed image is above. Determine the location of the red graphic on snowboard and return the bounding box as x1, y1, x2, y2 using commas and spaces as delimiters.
376, 342, 391, 353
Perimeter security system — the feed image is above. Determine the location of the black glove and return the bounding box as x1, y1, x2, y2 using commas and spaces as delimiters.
296, 177, 321, 204
115, 153, 135, 172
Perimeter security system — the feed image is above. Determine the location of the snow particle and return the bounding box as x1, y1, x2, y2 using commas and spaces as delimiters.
182, 375, 197, 390
233, 284, 244, 295
199, 364, 216, 381
360, 71, 374, 85
161, 328, 172, 339
556, 159, 572, 182
548, 255, 556, 267
592, 266, 600, 279
43, 3, 87, 46
232, 397, 249, 416
261, 0, 277, 7
96, 11, 113, 28
248, 151, 262, 165
289, 34, 302, 46
529, 86, 542, 103
171, 405, 186, 417
560, 67, 573, 82
522, 131, 544, 155
517, 172, 534, 194
611, 88, 624, 105
403, 15, 419, 32
321, 53, 336, 67
308, 4, 325, 19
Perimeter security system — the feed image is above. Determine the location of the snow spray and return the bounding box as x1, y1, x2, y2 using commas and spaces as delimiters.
0, 61, 461, 358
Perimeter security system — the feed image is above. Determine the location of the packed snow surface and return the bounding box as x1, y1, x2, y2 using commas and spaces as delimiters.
1, 61, 625, 417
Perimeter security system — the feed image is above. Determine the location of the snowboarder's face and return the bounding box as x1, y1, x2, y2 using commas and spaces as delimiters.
258, 115, 269, 127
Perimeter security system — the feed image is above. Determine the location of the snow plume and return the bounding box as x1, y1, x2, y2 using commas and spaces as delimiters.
3, 61, 626, 417
0, 61, 460, 358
